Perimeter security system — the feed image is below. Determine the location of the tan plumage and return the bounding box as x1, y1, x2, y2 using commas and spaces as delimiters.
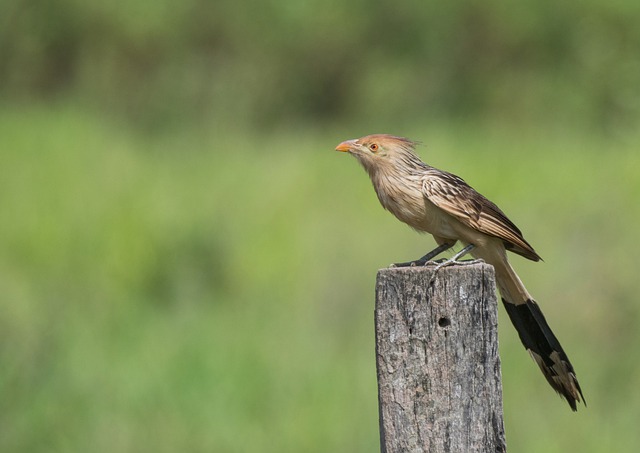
422, 173, 541, 261
336, 133, 584, 410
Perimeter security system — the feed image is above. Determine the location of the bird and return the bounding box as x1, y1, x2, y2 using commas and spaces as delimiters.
335, 133, 585, 411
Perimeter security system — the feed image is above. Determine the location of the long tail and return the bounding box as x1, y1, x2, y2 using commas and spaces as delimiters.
493, 257, 585, 411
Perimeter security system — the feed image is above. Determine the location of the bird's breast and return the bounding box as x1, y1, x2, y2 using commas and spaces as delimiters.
373, 175, 458, 239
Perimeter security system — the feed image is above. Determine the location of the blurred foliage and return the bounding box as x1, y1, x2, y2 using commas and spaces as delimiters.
2, 105, 640, 452
1, 0, 640, 132
1, 0, 640, 452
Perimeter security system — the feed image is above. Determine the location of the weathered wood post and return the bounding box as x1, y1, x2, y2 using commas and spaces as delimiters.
375, 263, 506, 453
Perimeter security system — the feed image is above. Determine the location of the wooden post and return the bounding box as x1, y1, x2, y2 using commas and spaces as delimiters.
375, 263, 506, 453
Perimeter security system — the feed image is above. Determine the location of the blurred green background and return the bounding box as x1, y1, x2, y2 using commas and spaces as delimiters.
1, 0, 640, 451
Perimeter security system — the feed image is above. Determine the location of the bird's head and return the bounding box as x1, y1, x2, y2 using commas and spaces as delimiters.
335, 134, 420, 175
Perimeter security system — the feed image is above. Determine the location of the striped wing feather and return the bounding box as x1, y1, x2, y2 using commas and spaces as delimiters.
423, 170, 541, 261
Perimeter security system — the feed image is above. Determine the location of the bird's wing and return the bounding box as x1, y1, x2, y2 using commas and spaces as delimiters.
422, 170, 541, 261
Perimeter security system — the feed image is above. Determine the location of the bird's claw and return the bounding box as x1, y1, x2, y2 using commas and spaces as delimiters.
442, 258, 484, 266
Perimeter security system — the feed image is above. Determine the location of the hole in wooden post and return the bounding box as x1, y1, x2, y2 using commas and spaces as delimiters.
438, 317, 451, 328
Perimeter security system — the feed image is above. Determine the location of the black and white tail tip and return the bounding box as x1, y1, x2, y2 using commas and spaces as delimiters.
503, 298, 585, 411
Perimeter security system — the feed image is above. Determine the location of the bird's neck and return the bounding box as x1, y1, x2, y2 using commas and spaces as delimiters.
357, 155, 427, 218
359, 153, 427, 181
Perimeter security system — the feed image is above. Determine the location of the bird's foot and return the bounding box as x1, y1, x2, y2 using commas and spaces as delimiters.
389, 258, 448, 268
427, 244, 478, 286
433, 257, 484, 270
390, 259, 425, 268
388, 242, 455, 268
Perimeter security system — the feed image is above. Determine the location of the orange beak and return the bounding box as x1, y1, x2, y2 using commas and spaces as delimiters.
335, 139, 357, 152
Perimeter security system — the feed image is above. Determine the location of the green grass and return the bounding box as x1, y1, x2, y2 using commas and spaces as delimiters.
1, 104, 639, 452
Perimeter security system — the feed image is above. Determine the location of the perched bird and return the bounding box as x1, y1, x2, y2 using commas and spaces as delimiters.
335, 134, 584, 411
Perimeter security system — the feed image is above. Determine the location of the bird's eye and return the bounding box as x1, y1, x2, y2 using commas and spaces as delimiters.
369, 144, 379, 151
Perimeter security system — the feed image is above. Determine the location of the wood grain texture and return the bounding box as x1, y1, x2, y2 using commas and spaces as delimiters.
375, 263, 506, 453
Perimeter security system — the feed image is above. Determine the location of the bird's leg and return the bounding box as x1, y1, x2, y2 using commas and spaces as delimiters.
428, 244, 483, 286
391, 242, 454, 268
433, 243, 476, 270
